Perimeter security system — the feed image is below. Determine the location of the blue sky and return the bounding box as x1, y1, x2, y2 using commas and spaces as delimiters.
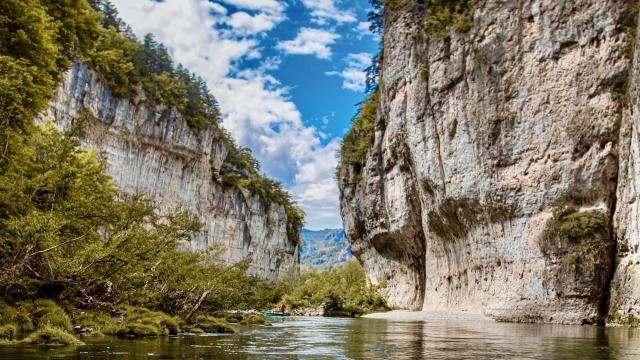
111, 0, 379, 229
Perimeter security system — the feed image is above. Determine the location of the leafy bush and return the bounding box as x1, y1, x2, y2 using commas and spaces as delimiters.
282, 260, 388, 317
337, 91, 379, 177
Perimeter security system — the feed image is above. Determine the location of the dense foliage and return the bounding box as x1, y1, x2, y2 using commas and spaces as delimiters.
336, 91, 379, 178
86, 1, 220, 129
0, 0, 302, 324
282, 260, 388, 317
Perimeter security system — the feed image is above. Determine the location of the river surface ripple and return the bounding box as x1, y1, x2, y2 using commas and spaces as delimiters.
1, 316, 639, 359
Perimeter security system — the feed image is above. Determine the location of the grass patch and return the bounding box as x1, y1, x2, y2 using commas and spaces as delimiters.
116, 305, 181, 338
240, 315, 266, 326
190, 315, 235, 334
22, 325, 83, 346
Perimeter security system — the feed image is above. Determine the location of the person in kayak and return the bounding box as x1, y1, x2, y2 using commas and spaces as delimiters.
280, 303, 286, 313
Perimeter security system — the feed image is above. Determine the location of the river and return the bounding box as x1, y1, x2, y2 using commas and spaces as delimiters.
1, 316, 639, 359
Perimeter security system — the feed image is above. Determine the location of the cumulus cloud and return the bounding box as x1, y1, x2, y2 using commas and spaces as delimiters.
111, 0, 342, 229
276, 28, 339, 59
301, 0, 357, 25
326, 52, 372, 92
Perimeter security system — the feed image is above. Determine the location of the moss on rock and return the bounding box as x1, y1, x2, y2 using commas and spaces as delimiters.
22, 325, 83, 346
0, 324, 17, 341
240, 315, 266, 326
541, 206, 610, 272
115, 305, 181, 338
191, 315, 235, 334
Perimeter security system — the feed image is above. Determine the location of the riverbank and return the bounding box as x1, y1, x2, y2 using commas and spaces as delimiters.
363, 310, 492, 322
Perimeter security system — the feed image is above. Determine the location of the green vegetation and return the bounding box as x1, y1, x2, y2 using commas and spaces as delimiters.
115, 305, 180, 338
0, 325, 17, 341
189, 315, 235, 334
425, 0, 476, 38
22, 325, 83, 346
0, 0, 303, 346
541, 205, 611, 272
369, 1, 475, 38
608, 311, 640, 327
337, 91, 379, 178
282, 260, 388, 317
87, 1, 220, 129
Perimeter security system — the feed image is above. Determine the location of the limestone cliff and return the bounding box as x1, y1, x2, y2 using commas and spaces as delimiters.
42, 63, 299, 281
339, 0, 639, 324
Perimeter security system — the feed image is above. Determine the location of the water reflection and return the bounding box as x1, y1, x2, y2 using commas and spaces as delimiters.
0, 316, 638, 359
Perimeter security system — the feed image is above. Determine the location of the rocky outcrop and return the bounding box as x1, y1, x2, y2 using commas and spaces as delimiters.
339, 0, 638, 324
42, 63, 298, 281
611, 7, 640, 326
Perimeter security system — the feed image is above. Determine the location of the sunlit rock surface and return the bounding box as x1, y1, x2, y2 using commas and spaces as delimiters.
339, 0, 639, 324
42, 63, 298, 281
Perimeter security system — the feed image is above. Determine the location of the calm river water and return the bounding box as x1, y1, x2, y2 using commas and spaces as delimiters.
1, 316, 639, 359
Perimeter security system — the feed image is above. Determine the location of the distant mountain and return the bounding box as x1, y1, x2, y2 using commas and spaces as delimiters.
300, 229, 352, 269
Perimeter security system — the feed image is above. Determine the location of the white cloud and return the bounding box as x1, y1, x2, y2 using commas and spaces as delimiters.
276, 28, 339, 59
111, 0, 342, 229
326, 52, 372, 92
301, 0, 356, 25
225, 12, 280, 35
221, 0, 284, 13
357, 21, 370, 32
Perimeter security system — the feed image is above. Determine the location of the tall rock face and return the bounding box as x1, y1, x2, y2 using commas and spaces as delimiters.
611, 9, 640, 325
42, 63, 298, 281
339, 0, 639, 324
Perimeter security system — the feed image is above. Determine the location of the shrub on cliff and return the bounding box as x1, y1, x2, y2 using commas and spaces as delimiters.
337, 91, 378, 178
86, 3, 221, 130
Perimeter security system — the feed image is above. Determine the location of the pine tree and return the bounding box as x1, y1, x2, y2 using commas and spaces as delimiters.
101, 0, 122, 31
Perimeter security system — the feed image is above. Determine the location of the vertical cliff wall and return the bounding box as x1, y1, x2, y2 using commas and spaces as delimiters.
611, 6, 640, 325
42, 63, 298, 281
339, 0, 639, 324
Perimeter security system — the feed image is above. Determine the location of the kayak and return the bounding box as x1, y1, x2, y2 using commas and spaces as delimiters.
264, 310, 290, 317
